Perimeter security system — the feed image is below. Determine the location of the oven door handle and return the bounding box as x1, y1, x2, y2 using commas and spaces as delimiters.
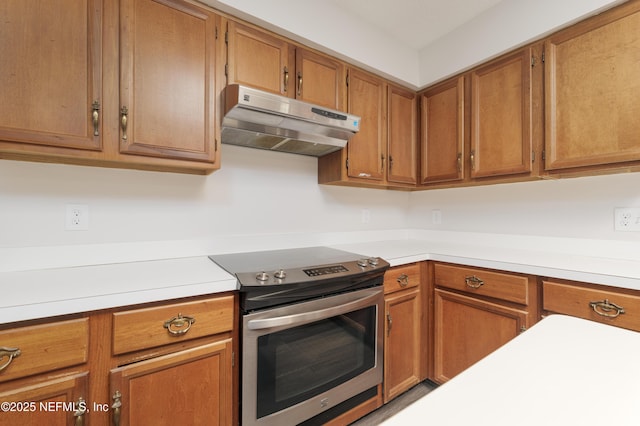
246, 289, 380, 330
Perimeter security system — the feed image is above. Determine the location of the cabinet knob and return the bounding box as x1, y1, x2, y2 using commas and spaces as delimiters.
74, 397, 87, 426
111, 390, 122, 426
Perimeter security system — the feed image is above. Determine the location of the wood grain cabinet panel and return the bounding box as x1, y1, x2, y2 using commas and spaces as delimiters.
387, 85, 418, 185
0, 318, 89, 383
119, 0, 218, 162
0, 0, 103, 151
470, 48, 533, 178
544, 1, 640, 171
384, 263, 420, 294
112, 295, 234, 355
110, 340, 232, 426
543, 279, 640, 332
420, 76, 465, 184
0, 373, 89, 426
296, 48, 345, 111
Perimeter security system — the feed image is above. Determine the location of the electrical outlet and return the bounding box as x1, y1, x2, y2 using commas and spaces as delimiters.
432, 209, 442, 225
614, 207, 640, 232
65, 204, 89, 231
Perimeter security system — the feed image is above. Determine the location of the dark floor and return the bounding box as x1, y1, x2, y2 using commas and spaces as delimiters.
350, 381, 437, 425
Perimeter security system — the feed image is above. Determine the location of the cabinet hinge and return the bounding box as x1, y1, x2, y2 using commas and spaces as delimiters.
541, 150, 546, 161
346, 158, 349, 170
215, 138, 218, 152
531, 150, 535, 163
346, 72, 350, 87
224, 63, 228, 77
531, 55, 536, 68
215, 26, 218, 40
232, 351, 235, 367
541, 50, 545, 63
225, 30, 229, 45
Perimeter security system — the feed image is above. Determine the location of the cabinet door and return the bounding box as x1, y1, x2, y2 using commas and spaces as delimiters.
470, 48, 532, 178
384, 289, 421, 403
433, 289, 527, 383
110, 340, 232, 426
545, 3, 640, 170
226, 20, 292, 96
295, 48, 345, 110
119, 0, 217, 162
420, 77, 465, 184
346, 68, 386, 182
0, 373, 88, 426
387, 85, 417, 186
0, 0, 102, 151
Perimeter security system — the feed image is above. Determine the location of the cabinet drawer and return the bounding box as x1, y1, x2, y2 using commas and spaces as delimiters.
384, 263, 420, 294
0, 318, 89, 383
434, 263, 529, 305
543, 280, 640, 331
113, 295, 234, 355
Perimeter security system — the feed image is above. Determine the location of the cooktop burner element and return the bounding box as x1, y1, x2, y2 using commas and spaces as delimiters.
208, 246, 389, 311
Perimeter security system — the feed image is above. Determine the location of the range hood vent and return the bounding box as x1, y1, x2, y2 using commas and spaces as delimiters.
221, 84, 360, 157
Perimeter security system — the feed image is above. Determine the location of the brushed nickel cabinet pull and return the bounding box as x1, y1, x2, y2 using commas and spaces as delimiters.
74, 397, 87, 426
386, 312, 392, 336
464, 275, 484, 289
457, 153, 462, 172
283, 66, 289, 92
389, 156, 394, 172
91, 101, 100, 136
358, 172, 371, 178
470, 150, 475, 171
381, 154, 385, 174
111, 390, 122, 426
397, 274, 409, 287
589, 299, 625, 318
0, 347, 21, 372
163, 313, 196, 336
297, 71, 302, 96
120, 106, 128, 141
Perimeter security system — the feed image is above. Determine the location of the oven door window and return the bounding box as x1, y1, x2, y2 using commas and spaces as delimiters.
256, 306, 376, 419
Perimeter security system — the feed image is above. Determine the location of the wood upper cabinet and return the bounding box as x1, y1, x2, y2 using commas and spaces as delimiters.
225, 20, 291, 96
420, 76, 465, 184
119, 0, 218, 163
470, 48, 533, 178
387, 85, 418, 185
0, 0, 103, 152
345, 68, 386, 182
225, 20, 344, 110
544, 1, 640, 172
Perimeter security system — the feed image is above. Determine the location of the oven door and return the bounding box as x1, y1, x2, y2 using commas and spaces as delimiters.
242, 287, 384, 426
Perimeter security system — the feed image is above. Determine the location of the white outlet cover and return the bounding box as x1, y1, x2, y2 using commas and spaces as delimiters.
65, 204, 89, 231
614, 207, 640, 232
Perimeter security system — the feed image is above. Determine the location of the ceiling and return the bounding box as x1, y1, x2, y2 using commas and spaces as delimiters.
332, 0, 505, 50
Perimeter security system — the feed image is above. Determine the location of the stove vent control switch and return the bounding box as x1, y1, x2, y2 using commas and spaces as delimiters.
256, 271, 270, 282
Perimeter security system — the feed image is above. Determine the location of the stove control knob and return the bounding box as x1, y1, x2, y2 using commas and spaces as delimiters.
274, 269, 286, 280
357, 258, 369, 268
368, 257, 379, 266
256, 271, 270, 282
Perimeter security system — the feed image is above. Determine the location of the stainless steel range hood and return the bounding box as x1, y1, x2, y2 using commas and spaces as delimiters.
221, 84, 360, 157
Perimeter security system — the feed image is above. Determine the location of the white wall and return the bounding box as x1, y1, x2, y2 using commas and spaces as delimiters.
0, 145, 409, 249
408, 173, 640, 241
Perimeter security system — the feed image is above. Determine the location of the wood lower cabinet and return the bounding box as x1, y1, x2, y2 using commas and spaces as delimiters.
542, 278, 640, 332
383, 263, 424, 403
110, 340, 232, 426
432, 263, 537, 384
0, 293, 236, 426
544, 0, 640, 173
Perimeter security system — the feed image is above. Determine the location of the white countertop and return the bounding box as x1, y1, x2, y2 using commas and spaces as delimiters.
2, 230, 639, 324
381, 314, 640, 426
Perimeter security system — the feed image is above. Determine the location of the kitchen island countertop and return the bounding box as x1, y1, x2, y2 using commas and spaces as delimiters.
381, 314, 640, 426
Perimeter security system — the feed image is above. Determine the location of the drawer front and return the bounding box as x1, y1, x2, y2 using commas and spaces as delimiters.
384, 263, 420, 294
113, 295, 234, 355
434, 263, 529, 305
543, 280, 640, 331
0, 318, 89, 383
